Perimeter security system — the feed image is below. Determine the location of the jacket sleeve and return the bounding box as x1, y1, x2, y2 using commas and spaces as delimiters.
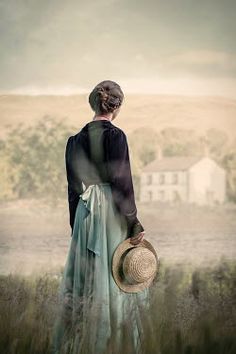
65, 136, 84, 236
106, 129, 145, 238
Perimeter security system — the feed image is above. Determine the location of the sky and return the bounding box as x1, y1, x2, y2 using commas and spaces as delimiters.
0, 0, 235, 97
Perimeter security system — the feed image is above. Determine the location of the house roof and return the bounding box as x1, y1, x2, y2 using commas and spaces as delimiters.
142, 156, 202, 172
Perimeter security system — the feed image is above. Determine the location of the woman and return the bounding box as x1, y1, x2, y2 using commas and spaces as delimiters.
51, 80, 149, 354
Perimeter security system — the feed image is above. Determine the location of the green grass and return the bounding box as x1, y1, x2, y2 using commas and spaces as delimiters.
0, 259, 235, 354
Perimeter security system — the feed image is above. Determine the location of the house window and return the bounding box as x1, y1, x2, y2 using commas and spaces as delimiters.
172, 173, 178, 184
158, 190, 165, 201
147, 174, 152, 185
159, 173, 165, 184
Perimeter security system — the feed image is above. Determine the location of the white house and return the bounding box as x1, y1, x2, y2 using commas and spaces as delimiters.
139, 155, 226, 205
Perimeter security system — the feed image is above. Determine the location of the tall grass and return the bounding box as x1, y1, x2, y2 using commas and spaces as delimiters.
0, 259, 235, 354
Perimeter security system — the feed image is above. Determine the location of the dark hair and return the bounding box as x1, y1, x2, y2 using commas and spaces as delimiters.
88, 80, 124, 115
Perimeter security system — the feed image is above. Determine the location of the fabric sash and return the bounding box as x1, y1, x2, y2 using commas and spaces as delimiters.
79, 183, 110, 257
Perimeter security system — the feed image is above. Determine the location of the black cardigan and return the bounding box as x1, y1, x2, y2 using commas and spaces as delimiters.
65, 119, 144, 238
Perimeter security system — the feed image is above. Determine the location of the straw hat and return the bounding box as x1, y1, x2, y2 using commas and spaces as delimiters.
112, 238, 160, 293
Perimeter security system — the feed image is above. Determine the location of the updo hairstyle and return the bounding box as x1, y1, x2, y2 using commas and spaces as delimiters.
88, 80, 124, 115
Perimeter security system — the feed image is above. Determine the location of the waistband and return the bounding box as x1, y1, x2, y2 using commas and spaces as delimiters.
83, 182, 111, 190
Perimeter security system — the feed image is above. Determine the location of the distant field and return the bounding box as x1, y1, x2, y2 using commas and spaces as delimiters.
1, 94, 236, 139
0, 198, 235, 276
1, 94, 236, 276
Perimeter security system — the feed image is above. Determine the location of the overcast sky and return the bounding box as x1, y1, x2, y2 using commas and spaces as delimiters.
0, 0, 235, 97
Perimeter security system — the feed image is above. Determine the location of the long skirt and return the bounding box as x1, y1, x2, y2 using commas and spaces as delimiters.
51, 182, 150, 354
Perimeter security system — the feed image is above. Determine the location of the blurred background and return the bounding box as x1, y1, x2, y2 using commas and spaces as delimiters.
0, 1, 236, 353
0, 0, 235, 276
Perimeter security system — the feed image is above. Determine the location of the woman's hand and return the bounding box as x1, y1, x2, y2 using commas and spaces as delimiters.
129, 231, 145, 245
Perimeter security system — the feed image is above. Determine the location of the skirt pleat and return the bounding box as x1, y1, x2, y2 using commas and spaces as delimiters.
51, 183, 150, 354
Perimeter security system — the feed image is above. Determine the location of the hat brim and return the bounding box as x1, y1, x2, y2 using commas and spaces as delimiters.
112, 238, 160, 293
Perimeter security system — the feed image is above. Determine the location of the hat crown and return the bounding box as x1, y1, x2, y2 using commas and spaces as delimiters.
112, 238, 159, 293
123, 248, 157, 284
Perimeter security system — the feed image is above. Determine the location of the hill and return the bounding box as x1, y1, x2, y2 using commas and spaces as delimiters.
0, 94, 236, 140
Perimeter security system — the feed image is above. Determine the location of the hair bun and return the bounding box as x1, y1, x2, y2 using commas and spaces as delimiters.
88, 80, 124, 115
97, 87, 109, 102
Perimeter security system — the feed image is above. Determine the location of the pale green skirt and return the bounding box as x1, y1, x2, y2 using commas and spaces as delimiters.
51, 183, 150, 354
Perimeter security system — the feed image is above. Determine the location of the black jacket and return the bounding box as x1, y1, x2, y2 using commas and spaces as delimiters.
65, 119, 144, 238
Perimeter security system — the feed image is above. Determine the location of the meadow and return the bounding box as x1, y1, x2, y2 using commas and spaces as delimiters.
0, 259, 235, 354
0, 94, 235, 353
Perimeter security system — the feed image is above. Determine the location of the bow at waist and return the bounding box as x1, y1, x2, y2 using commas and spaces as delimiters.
79, 183, 110, 256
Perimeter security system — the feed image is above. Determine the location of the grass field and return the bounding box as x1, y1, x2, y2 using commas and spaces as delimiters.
0, 195, 235, 354
0, 259, 235, 354
0, 93, 236, 352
